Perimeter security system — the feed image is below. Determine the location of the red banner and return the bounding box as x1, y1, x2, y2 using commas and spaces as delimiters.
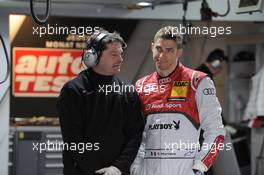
12, 47, 83, 97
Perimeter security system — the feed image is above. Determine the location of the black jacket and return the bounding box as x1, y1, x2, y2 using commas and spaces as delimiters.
196, 63, 213, 80
57, 69, 144, 175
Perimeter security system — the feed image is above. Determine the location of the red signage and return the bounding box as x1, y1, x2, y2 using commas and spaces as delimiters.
12, 47, 83, 97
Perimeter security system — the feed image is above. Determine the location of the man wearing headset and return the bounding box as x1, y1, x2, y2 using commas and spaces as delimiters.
131, 26, 225, 175
57, 29, 144, 175
196, 49, 228, 80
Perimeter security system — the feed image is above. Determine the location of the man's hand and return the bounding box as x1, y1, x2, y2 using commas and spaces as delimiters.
130, 152, 144, 175
95, 166, 121, 175
193, 169, 204, 175
130, 162, 142, 175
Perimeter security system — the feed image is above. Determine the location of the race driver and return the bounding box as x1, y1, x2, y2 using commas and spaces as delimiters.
130, 26, 226, 175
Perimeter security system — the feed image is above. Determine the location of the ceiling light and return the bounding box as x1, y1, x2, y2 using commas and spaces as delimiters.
136, 2, 153, 7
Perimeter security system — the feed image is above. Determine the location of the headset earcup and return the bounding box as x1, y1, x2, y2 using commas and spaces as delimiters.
83, 49, 98, 67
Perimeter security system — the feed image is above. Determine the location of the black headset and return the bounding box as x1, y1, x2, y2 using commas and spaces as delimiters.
82, 33, 109, 68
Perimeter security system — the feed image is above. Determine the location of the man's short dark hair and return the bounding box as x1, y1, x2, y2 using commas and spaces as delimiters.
206, 49, 228, 63
86, 29, 126, 52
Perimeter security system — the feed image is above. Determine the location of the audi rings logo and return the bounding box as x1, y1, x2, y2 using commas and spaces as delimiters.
203, 88, 215, 95
158, 77, 171, 84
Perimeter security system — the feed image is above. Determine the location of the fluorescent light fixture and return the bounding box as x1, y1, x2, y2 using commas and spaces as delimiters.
236, 0, 263, 14
136, 2, 153, 7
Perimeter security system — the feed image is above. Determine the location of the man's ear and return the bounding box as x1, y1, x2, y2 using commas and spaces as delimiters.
176, 48, 183, 58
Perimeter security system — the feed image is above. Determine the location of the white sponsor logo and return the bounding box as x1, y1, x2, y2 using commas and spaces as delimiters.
146, 103, 182, 110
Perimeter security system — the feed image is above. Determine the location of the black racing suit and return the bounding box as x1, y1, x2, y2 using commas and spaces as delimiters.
57, 68, 144, 175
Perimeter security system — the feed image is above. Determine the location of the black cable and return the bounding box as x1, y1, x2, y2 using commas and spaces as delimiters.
199, 21, 211, 63
201, 0, 230, 20
182, 0, 189, 45
217, 0, 230, 17
0, 34, 10, 84
30, 0, 51, 25
200, 0, 217, 21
